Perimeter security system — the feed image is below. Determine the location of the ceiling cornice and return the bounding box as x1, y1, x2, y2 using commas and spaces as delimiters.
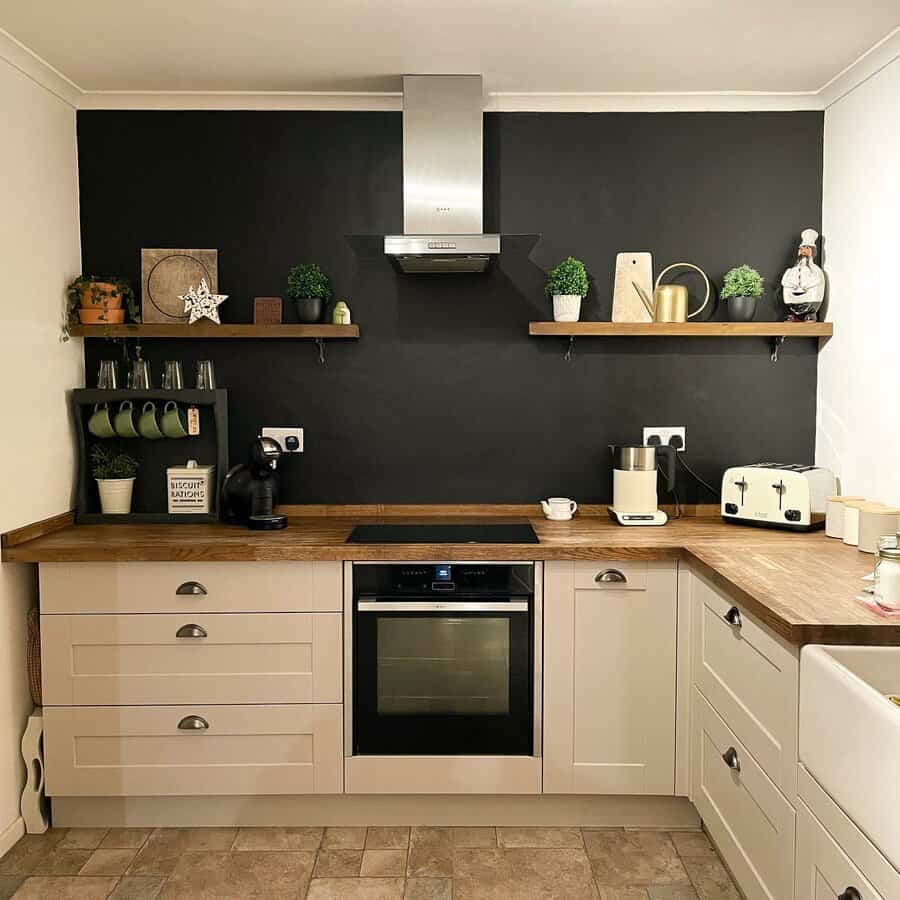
819, 24, 900, 108
75, 89, 825, 112
3, 24, 898, 114
0, 27, 80, 107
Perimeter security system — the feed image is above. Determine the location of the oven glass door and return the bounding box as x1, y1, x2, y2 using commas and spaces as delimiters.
353, 602, 533, 755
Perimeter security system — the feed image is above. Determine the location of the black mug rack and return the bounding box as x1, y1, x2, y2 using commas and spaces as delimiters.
73, 388, 228, 524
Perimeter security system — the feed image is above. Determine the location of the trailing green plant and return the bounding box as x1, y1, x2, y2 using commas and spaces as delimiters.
91, 444, 139, 480
66, 276, 139, 325
721, 264, 764, 300
545, 257, 589, 299
286, 263, 333, 302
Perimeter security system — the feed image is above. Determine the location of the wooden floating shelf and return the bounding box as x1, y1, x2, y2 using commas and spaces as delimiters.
69, 323, 360, 339
528, 321, 833, 339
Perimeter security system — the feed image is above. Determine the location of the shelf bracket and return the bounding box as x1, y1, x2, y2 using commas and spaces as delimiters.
564, 336, 575, 362
770, 336, 785, 363
315, 337, 326, 365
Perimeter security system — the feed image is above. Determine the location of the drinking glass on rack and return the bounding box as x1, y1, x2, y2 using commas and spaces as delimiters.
162, 360, 184, 390
97, 360, 119, 389
195, 360, 216, 390
128, 359, 152, 391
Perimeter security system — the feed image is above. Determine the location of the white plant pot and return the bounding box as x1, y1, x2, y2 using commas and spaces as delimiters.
553, 294, 582, 322
97, 478, 135, 515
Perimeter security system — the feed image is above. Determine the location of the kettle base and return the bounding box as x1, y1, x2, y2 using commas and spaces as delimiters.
608, 506, 669, 526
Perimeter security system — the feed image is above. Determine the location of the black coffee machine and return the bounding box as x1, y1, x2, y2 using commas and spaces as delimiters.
221, 436, 288, 530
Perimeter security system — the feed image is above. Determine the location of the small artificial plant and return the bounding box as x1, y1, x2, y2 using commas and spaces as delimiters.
721, 265, 764, 300
286, 263, 334, 302
66, 276, 139, 326
545, 257, 589, 299
91, 444, 139, 480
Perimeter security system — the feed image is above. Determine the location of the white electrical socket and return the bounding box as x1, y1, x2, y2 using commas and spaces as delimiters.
643, 426, 686, 451
261, 427, 304, 453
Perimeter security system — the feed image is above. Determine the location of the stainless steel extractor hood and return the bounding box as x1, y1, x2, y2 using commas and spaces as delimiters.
384, 75, 500, 274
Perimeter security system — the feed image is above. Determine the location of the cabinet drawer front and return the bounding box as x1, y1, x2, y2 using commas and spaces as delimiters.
42, 613, 341, 706
796, 801, 883, 900
692, 572, 798, 795
44, 704, 343, 797
692, 690, 795, 900
573, 560, 648, 591
40, 562, 342, 614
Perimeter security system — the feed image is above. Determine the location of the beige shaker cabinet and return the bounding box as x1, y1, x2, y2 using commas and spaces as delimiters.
39, 561, 346, 800
543, 560, 678, 795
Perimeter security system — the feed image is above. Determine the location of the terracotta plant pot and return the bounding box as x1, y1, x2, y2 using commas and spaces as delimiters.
79, 307, 126, 325
79, 282, 123, 309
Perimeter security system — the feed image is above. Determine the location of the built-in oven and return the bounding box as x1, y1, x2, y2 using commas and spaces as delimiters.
347, 562, 541, 757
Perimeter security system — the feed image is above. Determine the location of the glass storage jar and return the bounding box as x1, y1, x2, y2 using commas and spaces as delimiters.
874, 534, 900, 610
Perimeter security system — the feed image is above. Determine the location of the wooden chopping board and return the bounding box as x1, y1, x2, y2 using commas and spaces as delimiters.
612, 252, 653, 322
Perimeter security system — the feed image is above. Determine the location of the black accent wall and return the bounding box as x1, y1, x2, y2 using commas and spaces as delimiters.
78, 110, 823, 504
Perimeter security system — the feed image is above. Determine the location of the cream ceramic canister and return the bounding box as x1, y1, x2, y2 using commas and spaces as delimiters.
825, 495, 864, 539
858, 505, 900, 554
842, 499, 870, 546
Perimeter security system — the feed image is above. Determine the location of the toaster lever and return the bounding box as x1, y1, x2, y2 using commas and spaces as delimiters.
771, 479, 786, 510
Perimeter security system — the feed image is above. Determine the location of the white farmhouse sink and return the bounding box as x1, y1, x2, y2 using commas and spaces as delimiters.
800, 644, 900, 869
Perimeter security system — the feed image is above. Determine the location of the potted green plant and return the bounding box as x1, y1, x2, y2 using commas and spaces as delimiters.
286, 263, 333, 324
545, 257, 589, 322
91, 445, 139, 515
721, 265, 764, 322
66, 276, 138, 327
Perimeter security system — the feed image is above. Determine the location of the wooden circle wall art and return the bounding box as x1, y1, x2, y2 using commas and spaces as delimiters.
141, 249, 218, 323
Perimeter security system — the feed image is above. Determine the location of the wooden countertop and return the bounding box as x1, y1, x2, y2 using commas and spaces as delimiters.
2, 515, 893, 645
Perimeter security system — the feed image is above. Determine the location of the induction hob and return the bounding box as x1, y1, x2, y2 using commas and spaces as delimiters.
346, 523, 539, 544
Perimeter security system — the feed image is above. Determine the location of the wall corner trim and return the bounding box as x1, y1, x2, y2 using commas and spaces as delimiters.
0, 816, 25, 860
0, 28, 81, 107
819, 25, 900, 108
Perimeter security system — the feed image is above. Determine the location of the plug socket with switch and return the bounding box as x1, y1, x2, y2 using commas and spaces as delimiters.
261, 427, 304, 453
643, 426, 686, 452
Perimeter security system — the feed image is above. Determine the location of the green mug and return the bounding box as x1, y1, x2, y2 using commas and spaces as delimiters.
113, 400, 139, 438
87, 403, 115, 438
161, 401, 188, 439
138, 401, 164, 440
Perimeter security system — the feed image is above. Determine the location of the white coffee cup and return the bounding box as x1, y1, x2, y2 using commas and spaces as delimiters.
541, 497, 578, 520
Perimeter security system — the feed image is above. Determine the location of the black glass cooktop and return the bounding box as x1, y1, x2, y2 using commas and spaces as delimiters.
346, 523, 539, 544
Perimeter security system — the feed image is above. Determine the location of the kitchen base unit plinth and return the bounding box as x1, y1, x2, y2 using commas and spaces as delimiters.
344, 755, 542, 794
50, 793, 701, 829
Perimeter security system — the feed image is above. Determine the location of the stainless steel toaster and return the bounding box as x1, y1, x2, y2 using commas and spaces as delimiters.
721, 464, 836, 531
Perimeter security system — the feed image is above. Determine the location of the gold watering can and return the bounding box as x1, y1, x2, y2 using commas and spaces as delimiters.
633, 262, 710, 323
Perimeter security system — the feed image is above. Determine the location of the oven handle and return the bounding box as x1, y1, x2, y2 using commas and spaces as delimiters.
357, 601, 529, 613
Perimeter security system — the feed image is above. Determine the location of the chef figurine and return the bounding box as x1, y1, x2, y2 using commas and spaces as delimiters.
781, 228, 825, 321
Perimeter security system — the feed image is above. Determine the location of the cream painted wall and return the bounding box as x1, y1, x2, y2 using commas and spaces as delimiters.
0, 57, 82, 839
817, 55, 900, 502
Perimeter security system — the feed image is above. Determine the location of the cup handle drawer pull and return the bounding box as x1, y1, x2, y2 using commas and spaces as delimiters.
176, 581, 207, 596
839, 889, 862, 900
175, 624, 207, 639
595, 569, 627, 584
724, 606, 742, 628
722, 746, 741, 772
177, 715, 209, 731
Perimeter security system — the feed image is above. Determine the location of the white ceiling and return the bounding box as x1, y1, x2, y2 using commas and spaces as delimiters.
1, 0, 898, 96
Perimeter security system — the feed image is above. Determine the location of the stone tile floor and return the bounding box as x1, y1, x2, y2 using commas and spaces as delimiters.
0, 826, 742, 899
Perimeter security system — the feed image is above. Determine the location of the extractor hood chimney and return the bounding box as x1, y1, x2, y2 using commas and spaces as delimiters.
384, 75, 500, 274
